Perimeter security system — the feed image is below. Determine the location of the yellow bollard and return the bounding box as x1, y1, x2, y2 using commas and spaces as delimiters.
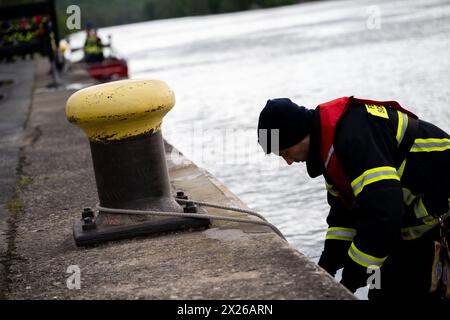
66, 79, 209, 246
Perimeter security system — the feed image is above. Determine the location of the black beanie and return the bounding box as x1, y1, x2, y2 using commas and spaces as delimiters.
257, 98, 315, 154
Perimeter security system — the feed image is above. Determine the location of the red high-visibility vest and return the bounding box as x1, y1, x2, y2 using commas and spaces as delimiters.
318, 96, 417, 207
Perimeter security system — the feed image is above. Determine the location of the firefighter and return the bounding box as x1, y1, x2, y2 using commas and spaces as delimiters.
0, 20, 16, 62
32, 16, 46, 39
16, 17, 34, 43
83, 27, 104, 63
257, 97, 450, 300
16, 17, 37, 60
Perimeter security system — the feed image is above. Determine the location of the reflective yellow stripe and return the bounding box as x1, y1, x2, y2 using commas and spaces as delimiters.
351, 166, 400, 197
397, 159, 406, 179
325, 181, 338, 197
422, 215, 438, 226
401, 212, 450, 240
414, 197, 429, 219
402, 187, 417, 205
401, 223, 435, 240
396, 111, 408, 146
410, 138, 450, 152
348, 242, 388, 268
326, 227, 356, 241
412, 197, 442, 225
414, 197, 449, 226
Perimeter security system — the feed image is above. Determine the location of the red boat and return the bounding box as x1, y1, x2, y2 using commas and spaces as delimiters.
86, 57, 129, 81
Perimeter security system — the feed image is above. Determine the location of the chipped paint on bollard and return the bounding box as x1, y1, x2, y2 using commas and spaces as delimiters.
65, 80, 210, 246
66, 80, 175, 142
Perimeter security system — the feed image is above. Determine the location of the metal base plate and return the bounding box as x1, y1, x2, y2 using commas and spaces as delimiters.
73, 208, 210, 247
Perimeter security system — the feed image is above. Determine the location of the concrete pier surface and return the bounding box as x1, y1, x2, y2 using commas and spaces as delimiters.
0, 58, 354, 300
0, 59, 35, 296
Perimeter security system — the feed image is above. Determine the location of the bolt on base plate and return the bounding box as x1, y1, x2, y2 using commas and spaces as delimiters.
73, 204, 210, 247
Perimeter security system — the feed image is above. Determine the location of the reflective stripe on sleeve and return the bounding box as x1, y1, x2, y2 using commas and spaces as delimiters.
396, 111, 409, 147
414, 197, 449, 226
410, 138, 450, 152
401, 212, 450, 240
397, 160, 406, 179
414, 197, 429, 219
326, 227, 356, 241
402, 188, 417, 206
348, 242, 388, 268
401, 224, 435, 241
351, 166, 400, 197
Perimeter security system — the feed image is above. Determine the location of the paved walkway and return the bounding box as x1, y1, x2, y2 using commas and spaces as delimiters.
0, 59, 35, 296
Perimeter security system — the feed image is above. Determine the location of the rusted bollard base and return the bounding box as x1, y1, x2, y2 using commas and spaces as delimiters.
73, 207, 210, 247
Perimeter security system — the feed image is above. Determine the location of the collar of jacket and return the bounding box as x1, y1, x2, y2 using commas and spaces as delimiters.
306, 107, 325, 178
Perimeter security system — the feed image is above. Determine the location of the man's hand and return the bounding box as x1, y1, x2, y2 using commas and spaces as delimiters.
318, 239, 352, 277
340, 258, 370, 293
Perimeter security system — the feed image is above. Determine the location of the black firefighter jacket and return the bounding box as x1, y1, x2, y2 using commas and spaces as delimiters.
307, 102, 450, 292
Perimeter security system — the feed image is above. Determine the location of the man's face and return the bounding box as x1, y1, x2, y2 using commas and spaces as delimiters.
278, 135, 310, 165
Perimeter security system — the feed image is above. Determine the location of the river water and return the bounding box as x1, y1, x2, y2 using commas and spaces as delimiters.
70, 0, 450, 297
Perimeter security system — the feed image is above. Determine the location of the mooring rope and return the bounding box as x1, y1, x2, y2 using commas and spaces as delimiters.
96, 199, 286, 241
